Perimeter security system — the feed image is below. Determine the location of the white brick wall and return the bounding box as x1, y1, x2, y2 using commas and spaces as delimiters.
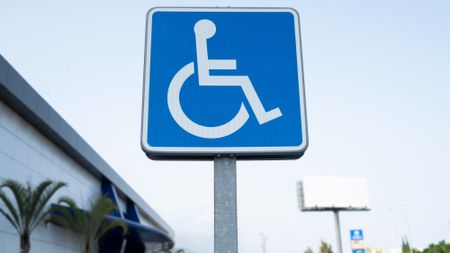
0, 100, 101, 252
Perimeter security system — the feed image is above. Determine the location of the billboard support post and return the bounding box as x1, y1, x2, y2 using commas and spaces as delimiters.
334, 210, 343, 253
214, 156, 238, 253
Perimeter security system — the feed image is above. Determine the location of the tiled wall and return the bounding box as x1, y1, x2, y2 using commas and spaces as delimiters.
0, 100, 101, 252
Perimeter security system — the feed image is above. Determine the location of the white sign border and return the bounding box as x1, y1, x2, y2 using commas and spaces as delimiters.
141, 7, 308, 159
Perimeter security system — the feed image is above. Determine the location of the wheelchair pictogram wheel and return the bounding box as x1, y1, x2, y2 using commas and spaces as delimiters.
167, 62, 250, 139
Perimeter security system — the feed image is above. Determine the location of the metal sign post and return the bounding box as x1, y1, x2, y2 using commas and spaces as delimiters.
214, 156, 238, 253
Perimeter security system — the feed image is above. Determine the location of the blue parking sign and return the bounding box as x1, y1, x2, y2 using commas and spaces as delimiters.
141, 7, 308, 159
351, 230, 364, 241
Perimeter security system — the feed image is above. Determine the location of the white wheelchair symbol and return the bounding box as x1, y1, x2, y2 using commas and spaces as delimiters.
167, 19, 282, 139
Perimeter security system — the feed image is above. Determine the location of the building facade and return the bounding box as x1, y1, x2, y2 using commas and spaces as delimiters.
0, 55, 174, 252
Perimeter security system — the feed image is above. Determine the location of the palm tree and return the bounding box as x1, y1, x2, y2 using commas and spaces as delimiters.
0, 179, 66, 253
47, 195, 128, 253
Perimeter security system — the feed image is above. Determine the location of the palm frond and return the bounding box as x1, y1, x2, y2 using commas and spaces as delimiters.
47, 197, 83, 234
0, 207, 20, 232
57, 197, 77, 208
90, 196, 117, 220
26, 180, 53, 220
24, 182, 32, 217
46, 214, 71, 229
87, 196, 118, 240
97, 219, 128, 240
25, 180, 53, 226
0, 180, 26, 226
0, 191, 21, 232
28, 181, 66, 230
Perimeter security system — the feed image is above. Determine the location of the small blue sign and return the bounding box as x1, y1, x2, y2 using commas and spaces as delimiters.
141, 7, 307, 158
350, 229, 364, 241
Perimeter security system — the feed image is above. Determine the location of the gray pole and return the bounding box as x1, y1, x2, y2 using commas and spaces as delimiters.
333, 210, 343, 253
259, 233, 268, 253
214, 156, 238, 253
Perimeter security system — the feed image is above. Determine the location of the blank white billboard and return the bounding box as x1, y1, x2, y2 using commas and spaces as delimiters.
297, 177, 370, 210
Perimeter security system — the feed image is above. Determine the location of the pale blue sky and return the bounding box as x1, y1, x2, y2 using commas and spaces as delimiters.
1, 0, 450, 252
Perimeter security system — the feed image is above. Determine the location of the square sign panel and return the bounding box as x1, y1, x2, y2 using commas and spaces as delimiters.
141, 7, 308, 159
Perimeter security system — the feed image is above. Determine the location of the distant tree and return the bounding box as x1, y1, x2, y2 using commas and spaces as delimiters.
403, 237, 412, 253
422, 240, 450, 253
319, 240, 333, 253
305, 247, 314, 253
402, 237, 427, 253
47, 195, 128, 253
0, 179, 66, 253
